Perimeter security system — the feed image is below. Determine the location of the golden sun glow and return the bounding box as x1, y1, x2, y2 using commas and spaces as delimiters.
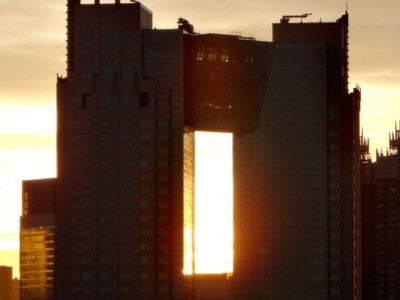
194, 131, 233, 274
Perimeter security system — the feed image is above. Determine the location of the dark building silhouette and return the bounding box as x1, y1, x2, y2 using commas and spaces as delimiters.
23, 1, 361, 299
360, 132, 375, 299
361, 123, 400, 300
20, 178, 56, 300
12, 277, 19, 300
0, 266, 13, 300
233, 14, 361, 299
56, 1, 183, 298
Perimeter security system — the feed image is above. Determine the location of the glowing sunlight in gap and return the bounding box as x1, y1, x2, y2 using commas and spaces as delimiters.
194, 131, 233, 274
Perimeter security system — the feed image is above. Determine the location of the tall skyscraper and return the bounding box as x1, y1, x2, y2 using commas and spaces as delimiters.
24, 1, 361, 299
56, 1, 184, 298
232, 14, 361, 299
361, 123, 400, 299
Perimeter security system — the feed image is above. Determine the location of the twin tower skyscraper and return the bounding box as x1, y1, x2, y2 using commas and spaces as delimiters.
20, 1, 361, 299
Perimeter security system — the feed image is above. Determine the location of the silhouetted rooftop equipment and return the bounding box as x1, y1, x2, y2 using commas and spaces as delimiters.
178, 18, 195, 34
389, 121, 400, 153
360, 129, 371, 162
280, 13, 312, 24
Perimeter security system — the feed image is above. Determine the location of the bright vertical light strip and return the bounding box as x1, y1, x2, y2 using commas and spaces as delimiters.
183, 130, 194, 274
194, 131, 233, 274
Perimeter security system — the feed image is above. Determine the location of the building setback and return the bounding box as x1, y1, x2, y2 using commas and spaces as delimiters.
23, 1, 361, 299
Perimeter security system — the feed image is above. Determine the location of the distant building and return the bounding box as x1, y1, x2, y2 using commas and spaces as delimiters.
0, 266, 13, 300
25, 1, 361, 298
20, 178, 56, 300
360, 133, 375, 299
12, 277, 19, 300
361, 123, 400, 299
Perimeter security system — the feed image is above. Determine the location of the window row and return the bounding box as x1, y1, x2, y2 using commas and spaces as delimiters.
79, 29, 135, 50
79, 59, 136, 80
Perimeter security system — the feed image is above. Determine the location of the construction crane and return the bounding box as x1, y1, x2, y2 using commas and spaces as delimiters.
280, 13, 312, 24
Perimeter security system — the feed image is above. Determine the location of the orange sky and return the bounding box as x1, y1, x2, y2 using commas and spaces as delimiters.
1, 0, 399, 277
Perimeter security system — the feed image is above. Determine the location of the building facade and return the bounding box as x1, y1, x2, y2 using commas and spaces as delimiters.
360, 132, 375, 299
233, 15, 361, 299
24, 1, 361, 299
12, 278, 19, 300
56, 1, 185, 299
361, 123, 400, 300
0, 266, 13, 300
20, 178, 56, 300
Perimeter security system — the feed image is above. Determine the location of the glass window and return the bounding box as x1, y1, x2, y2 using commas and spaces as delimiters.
119, 133, 130, 141
82, 120, 91, 128
207, 47, 217, 61
119, 286, 130, 293
99, 94, 111, 108
100, 120, 111, 128
140, 133, 149, 141
158, 120, 168, 128
140, 244, 150, 250
140, 119, 150, 127
196, 46, 205, 60
120, 161, 131, 168
101, 59, 114, 80
140, 229, 150, 236
140, 201, 149, 208
121, 30, 135, 49
100, 30, 114, 49
121, 59, 134, 80
330, 287, 340, 295
140, 187, 150, 195
158, 134, 168, 141
79, 30, 93, 49
140, 160, 150, 168
99, 134, 111, 141
119, 119, 131, 127
140, 147, 150, 154
220, 48, 230, 62
119, 94, 131, 107
79, 59, 93, 80
157, 94, 168, 108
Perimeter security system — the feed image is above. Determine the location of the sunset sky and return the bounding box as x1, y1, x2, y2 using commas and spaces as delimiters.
1, 0, 399, 277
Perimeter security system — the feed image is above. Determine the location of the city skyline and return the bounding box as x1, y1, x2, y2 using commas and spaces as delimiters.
0, 0, 400, 279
